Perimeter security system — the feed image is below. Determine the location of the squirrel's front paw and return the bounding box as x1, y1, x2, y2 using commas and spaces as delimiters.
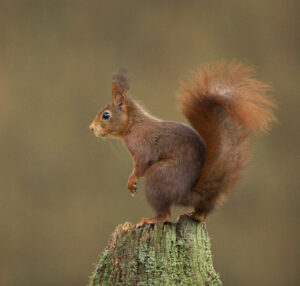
127, 175, 137, 196
128, 182, 137, 196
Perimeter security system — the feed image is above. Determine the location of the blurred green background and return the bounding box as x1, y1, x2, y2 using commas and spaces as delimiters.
0, 1, 299, 285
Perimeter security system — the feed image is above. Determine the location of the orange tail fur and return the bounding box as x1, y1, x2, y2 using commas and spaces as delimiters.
179, 61, 276, 215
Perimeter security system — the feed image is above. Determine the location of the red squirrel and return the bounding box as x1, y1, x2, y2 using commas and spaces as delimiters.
89, 62, 276, 227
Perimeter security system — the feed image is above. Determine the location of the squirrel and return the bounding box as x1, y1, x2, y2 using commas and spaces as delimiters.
89, 62, 276, 227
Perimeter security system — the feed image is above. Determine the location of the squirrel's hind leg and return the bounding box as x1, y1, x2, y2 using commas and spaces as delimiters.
177, 210, 207, 222
136, 209, 171, 228
177, 198, 210, 222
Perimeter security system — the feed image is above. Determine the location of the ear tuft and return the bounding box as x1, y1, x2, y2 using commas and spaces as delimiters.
112, 67, 130, 96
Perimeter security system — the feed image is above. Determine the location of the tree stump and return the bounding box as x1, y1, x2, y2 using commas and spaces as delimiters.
88, 216, 222, 285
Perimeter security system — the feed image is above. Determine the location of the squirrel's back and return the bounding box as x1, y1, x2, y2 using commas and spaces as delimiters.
179, 61, 276, 214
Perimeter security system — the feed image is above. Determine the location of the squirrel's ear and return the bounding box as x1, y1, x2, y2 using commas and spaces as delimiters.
112, 68, 129, 109
112, 92, 127, 109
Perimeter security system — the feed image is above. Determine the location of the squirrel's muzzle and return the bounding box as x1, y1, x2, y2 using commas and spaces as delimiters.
89, 123, 95, 134
89, 122, 105, 137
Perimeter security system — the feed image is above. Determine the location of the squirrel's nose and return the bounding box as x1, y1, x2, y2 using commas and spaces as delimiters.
89, 124, 94, 133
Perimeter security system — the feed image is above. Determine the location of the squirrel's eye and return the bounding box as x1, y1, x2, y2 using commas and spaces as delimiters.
102, 112, 111, 120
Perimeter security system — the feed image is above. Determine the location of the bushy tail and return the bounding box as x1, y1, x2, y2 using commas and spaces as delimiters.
179, 61, 276, 214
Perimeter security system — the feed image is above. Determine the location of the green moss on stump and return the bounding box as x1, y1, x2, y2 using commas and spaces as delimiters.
89, 216, 222, 286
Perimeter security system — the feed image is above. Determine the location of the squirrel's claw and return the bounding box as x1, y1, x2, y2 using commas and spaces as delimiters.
128, 182, 137, 197
136, 212, 171, 228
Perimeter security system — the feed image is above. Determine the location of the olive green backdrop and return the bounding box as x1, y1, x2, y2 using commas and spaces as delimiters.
0, 1, 299, 285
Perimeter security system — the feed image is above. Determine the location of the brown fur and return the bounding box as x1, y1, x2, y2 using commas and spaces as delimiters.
89, 63, 276, 226
180, 61, 276, 218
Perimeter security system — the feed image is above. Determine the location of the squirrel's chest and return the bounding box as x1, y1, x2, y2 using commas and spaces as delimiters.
122, 132, 158, 158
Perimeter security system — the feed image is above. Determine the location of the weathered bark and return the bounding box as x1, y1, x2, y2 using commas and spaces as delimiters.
89, 216, 222, 286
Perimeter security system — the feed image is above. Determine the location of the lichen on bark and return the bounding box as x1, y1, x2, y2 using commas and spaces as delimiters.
88, 216, 222, 286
